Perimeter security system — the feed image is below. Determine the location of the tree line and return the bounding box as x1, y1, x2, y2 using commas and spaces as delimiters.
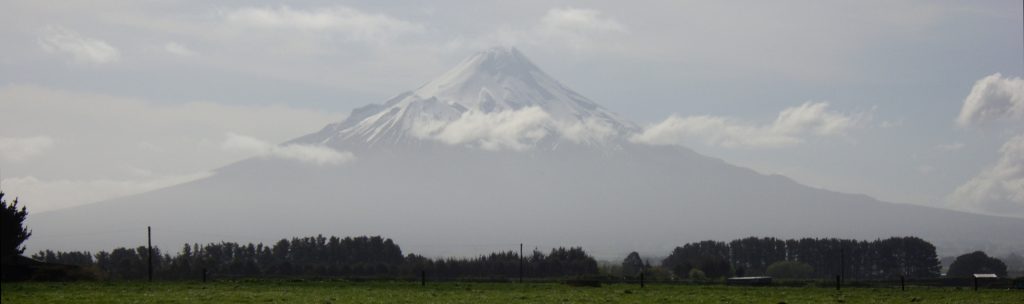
5, 193, 1006, 282
32, 235, 945, 281
660, 236, 941, 280
31, 235, 598, 280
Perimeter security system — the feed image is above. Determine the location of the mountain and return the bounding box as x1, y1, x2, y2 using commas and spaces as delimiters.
293, 46, 636, 150
27, 47, 1024, 259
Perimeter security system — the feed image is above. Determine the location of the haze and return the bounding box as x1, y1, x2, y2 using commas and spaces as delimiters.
1, 1, 1023, 259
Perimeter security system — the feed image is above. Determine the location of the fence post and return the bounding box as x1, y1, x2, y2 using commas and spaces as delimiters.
147, 226, 153, 283
836, 275, 841, 291
519, 243, 523, 283
421, 270, 426, 286
640, 272, 645, 288
900, 275, 905, 291
202, 268, 207, 283
974, 277, 978, 291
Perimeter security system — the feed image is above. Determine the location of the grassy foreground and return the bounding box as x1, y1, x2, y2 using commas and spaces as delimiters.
2, 280, 1021, 303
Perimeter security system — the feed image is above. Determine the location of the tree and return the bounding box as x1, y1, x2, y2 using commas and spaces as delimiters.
947, 251, 1007, 277
766, 261, 814, 279
662, 240, 729, 278
1, 192, 32, 261
894, 236, 941, 278
621, 252, 644, 277
697, 256, 732, 279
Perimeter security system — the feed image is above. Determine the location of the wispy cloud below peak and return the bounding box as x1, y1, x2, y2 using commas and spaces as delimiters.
222, 133, 354, 165
631, 102, 866, 149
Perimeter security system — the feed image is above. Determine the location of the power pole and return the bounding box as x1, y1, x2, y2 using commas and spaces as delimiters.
148, 226, 153, 282
839, 243, 845, 284
519, 243, 524, 283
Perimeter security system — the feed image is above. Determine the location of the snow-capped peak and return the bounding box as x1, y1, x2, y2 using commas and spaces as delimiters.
298, 47, 637, 149
413, 47, 546, 105
413, 47, 620, 121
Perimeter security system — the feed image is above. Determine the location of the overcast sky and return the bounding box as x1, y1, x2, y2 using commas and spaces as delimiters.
1, 0, 1022, 218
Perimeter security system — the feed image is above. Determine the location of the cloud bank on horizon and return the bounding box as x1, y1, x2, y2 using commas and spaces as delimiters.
948, 73, 1024, 218
0, 136, 55, 162
950, 134, 1024, 217
0, 84, 342, 212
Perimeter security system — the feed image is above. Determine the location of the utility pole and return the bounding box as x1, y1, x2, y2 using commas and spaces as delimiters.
839, 243, 845, 284
148, 226, 153, 282
519, 243, 523, 283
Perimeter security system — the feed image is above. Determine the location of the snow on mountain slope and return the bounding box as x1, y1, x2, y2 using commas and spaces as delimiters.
294, 47, 637, 150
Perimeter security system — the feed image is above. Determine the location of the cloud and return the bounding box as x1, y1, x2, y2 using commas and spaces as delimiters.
223, 5, 425, 42
415, 107, 552, 151
0, 136, 55, 162
411, 106, 620, 150
556, 117, 619, 145
1, 172, 212, 213
163, 42, 196, 56
37, 25, 120, 64
222, 133, 354, 165
537, 7, 627, 50
948, 134, 1024, 218
448, 7, 628, 52
632, 102, 864, 148
955, 73, 1024, 127
540, 8, 627, 33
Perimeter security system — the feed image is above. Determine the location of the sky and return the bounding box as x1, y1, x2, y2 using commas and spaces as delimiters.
1, 0, 1023, 218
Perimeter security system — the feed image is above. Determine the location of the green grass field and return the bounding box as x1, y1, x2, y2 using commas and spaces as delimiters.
2, 281, 1021, 303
